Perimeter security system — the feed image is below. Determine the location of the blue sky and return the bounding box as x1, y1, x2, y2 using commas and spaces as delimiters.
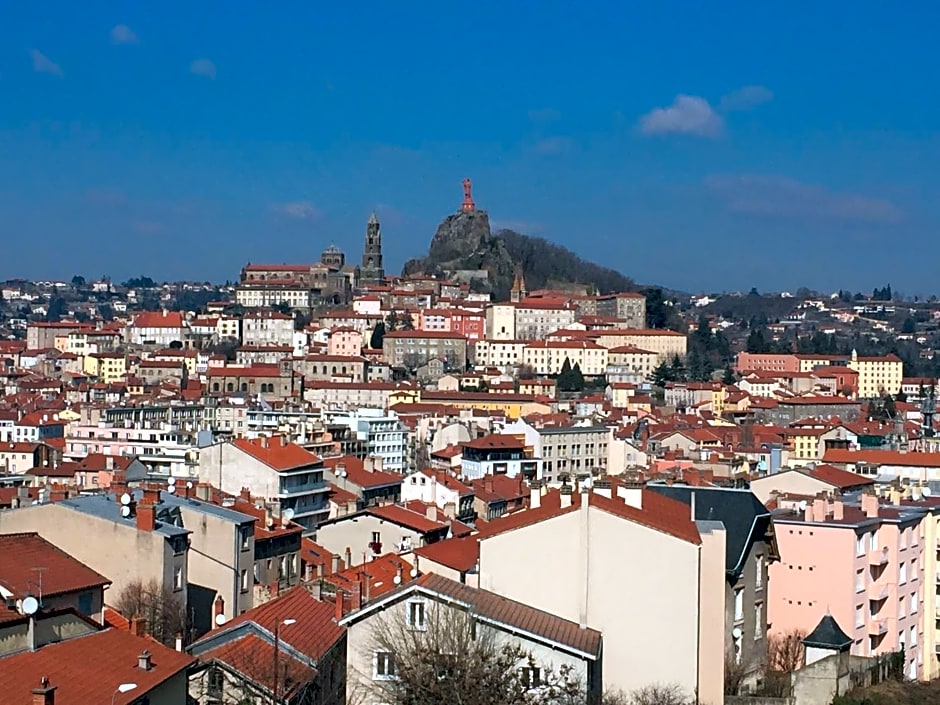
2, 2, 939, 294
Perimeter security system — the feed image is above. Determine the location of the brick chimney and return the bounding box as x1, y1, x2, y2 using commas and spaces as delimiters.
142, 486, 161, 506
31, 677, 55, 705
484, 475, 494, 494
240, 486, 251, 501
331, 554, 341, 574
351, 581, 363, 611
129, 614, 147, 637
213, 595, 225, 628
344, 546, 352, 568
269, 580, 280, 599
138, 650, 152, 671
334, 592, 345, 621
136, 503, 156, 532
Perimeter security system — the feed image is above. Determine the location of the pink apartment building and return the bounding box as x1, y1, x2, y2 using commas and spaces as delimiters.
770, 491, 925, 679
326, 326, 363, 356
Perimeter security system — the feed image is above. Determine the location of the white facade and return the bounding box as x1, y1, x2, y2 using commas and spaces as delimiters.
242, 313, 295, 347
327, 409, 406, 473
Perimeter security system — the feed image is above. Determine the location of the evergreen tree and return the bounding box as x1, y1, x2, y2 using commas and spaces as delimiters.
652, 361, 674, 387
370, 322, 387, 350
746, 327, 770, 353
557, 357, 574, 391
670, 354, 686, 381
570, 362, 585, 391
723, 366, 736, 385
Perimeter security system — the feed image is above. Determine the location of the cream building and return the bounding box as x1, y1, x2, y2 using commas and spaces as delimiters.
83, 352, 127, 382
848, 350, 904, 398
478, 485, 726, 704
522, 340, 608, 376
484, 304, 516, 340
593, 329, 687, 362
472, 339, 527, 372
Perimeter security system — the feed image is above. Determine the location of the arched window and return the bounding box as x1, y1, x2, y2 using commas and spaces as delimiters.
212, 383, 220, 392
240, 383, 248, 392
226, 383, 234, 392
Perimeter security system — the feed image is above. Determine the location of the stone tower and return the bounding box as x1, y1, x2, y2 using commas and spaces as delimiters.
510, 266, 527, 303
360, 212, 385, 286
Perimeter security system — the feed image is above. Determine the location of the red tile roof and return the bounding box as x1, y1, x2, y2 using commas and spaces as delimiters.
479, 488, 701, 545
0, 532, 110, 599
413, 535, 479, 573
461, 433, 526, 451
326, 552, 415, 599
132, 311, 185, 328
200, 632, 315, 697
823, 448, 940, 468
809, 464, 875, 489
232, 437, 321, 472
206, 586, 344, 661
322, 455, 402, 489
0, 626, 193, 705
367, 504, 447, 534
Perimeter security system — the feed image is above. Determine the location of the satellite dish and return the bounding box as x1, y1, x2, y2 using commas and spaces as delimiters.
167, 476, 176, 485
186, 481, 194, 489
732, 627, 742, 639
282, 508, 295, 522
121, 505, 131, 518
923, 487, 933, 497
409, 568, 418, 578
21, 596, 39, 615
215, 613, 227, 626
120, 493, 132, 506
393, 575, 402, 585
167, 485, 176, 494
798, 500, 808, 512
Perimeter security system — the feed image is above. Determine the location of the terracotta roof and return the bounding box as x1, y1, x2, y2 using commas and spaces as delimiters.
204, 586, 344, 661
199, 632, 315, 696
413, 535, 479, 573
0, 532, 110, 599
232, 437, 321, 472
470, 474, 526, 503
326, 553, 415, 600
480, 488, 701, 545
461, 433, 526, 451
809, 464, 875, 489
322, 455, 402, 489
132, 310, 185, 328
367, 504, 447, 534
0, 626, 193, 705
823, 448, 940, 468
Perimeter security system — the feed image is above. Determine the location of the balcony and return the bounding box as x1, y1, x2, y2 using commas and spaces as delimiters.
868, 620, 888, 636
869, 548, 889, 567
867, 583, 889, 602
277, 480, 327, 497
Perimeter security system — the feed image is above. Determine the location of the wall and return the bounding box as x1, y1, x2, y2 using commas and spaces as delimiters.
316, 514, 423, 566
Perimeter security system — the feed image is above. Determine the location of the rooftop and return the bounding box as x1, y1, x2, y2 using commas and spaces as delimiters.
0, 532, 110, 601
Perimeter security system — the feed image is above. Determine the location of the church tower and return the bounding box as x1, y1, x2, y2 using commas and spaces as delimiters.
360, 212, 385, 286
510, 266, 527, 303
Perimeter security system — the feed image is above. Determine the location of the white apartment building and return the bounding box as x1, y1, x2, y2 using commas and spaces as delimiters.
326, 409, 407, 473
242, 311, 295, 347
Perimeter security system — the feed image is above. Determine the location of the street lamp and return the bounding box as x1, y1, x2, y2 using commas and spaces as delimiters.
272, 618, 297, 704
111, 683, 137, 705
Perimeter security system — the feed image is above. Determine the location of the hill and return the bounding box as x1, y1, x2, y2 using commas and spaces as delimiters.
401, 207, 635, 301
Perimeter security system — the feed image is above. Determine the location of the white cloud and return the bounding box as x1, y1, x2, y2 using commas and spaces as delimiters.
190, 58, 217, 80
30, 49, 63, 77
274, 201, 321, 221
719, 85, 773, 112
705, 174, 903, 224
532, 136, 573, 155
639, 95, 722, 138
110, 24, 139, 45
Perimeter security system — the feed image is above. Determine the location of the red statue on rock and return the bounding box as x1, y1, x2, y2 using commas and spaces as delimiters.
461, 178, 475, 212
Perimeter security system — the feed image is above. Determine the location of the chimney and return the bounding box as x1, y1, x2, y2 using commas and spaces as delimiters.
138, 650, 152, 671
331, 554, 341, 574
529, 480, 542, 509
136, 503, 156, 532
195, 483, 211, 501
309, 563, 318, 581
261, 436, 269, 449
862, 491, 880, 519
269, 581, 279, 599
31, 677, 56, 705
425, 504, 437, 521
142, 486, 161, 506
240, 486, 251, 501
443, 501, 456, 519
617, 474, 643, 510
689, 491, 696, 522
213, 595, 225, 628
351, 582, 362, 611
593, 479, 612, 498
344, 546, 352, 568
811, 493, 828, 522
832, 494, 844, 521
484, 475, 494, 494
129, 614, 147, 637
175, 633, 184, 652
334, 593, 345, 621
559, 484, 573, 508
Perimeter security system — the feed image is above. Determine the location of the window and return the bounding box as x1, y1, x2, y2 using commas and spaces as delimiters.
240, 569, 249, 592
520, 666, 542, 689
754, 603, 763, 640
910, 626, 917, 648
856, 569, 865, 593
407, 600, 427, 631
911, 593, 918, 614
78, 591, 93, 616
900, 562, 907, 585
855, 604, 864, 629
734, 588, 744, 622
755, 555, 764, 589
373, 651, 397, 680
174, 566, 183, 591
240, 525, 251, 551
870, 531, 878, 552
208, 667, 224, 696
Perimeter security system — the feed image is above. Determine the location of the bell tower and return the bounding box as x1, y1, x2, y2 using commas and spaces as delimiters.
360, 212, 385, 286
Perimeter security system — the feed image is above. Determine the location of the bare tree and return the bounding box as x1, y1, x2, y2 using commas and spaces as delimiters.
627, 684, 689, 705
360, 600, 589, 705
758, 629, 806, 697
113, 578, 189, 646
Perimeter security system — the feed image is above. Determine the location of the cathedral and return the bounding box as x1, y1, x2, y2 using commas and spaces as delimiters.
235, 213, 386, 310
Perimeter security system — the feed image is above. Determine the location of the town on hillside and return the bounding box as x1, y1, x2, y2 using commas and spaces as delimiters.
0, 185, 936, 705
